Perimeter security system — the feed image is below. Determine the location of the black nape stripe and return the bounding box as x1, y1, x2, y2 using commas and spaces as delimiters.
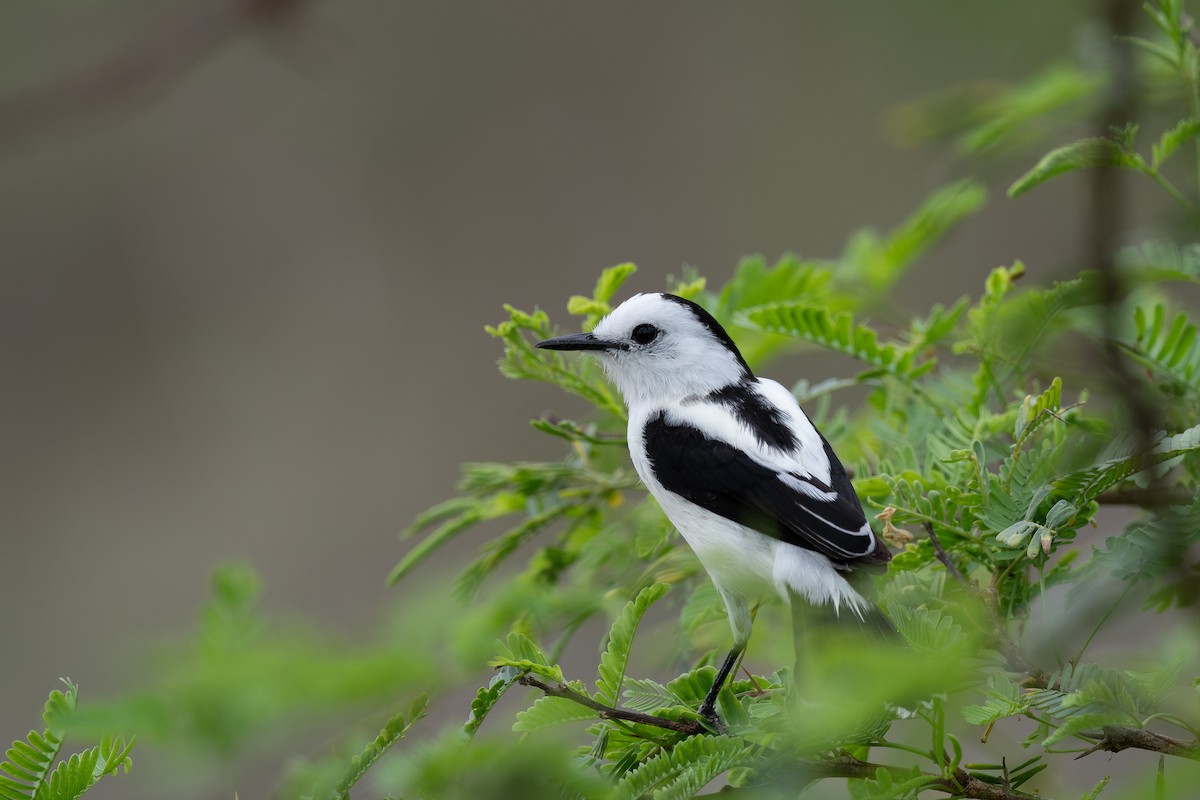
707, 383, 799, 452
658, 294, 752, 379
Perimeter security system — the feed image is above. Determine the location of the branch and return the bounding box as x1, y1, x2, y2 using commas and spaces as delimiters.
1075, 725, 1200, 761
924, 522, 968, 585
519, 673, 1055, 798
0, 0, 314, 146
516, 675, 707, 736
773, 753, 1047, 800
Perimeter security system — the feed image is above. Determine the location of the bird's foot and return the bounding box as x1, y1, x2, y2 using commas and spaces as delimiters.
697, 704, 728, 735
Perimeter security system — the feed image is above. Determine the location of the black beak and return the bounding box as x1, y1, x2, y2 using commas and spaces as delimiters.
536, 332, 624, 352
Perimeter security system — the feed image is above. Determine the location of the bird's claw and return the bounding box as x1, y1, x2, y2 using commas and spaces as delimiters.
698, 705, 728, 735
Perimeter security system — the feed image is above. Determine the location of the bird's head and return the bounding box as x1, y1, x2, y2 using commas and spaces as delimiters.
536, 293, 752, 406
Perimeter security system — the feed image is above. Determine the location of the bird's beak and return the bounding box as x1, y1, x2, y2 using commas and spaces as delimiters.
536, 332, 623, 352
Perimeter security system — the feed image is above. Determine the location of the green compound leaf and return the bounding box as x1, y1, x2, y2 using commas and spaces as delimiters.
1009, 137, 1138, 198
596, 584, 671, 707
464, 665, 525, 737
739, 304, 933, 379
1118, 304, 1200, 402
962, 674, 1025, 727
568, 263, 639, 330
1, 682, 77, 800
304, 695, 428, 800
615, 735, 756, 800
1152, 117, 1200, 167
1053, 423, 1200, 506
513, 690, 595, 734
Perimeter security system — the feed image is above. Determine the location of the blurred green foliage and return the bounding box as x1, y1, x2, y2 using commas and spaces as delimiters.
8, 2, 1200, 799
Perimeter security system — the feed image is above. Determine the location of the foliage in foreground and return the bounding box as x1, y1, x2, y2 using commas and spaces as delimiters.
8, 2, 1200, 799
1, 681, 133, 800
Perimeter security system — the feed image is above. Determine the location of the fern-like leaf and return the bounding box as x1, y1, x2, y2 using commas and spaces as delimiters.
740, 305, 933, 379
1118, 303, 1200, 401
962, 674, 1025, 726
325, 695, 427, 800
1118, 240, 1200, 282
513, 692, 595, 734
615, 735, 754, 800
622, 679, 686, 714
487, 304, 625, 417
568, 262, 639, 331
1, 683, 75, 800
595, 584, 671, 706
37, 736, 133, 800
464, 666, 525, 737
1053, 423, 1200, 505
1008, 138, 1138, 197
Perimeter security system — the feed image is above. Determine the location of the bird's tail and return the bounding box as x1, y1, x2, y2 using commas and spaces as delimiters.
788, 591, 901, 645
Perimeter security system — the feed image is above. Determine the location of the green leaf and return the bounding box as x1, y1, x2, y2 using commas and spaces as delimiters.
1118, 240, 1200, 282
319, 696, 427, 800
1054, 423, 1200, 506
1152, 118, 1200, 166
490, 632, 564, 683
614, 735, 754, 800
1014, 377, 1064, 444
959, 64, 1100, 155
1118, 304, 1200, 403
1009, 138, 1138, 197
595, 584, 671, 706
464, 666, 525, 737
1080, 776, 1111, 800
487, 304, 625, 417
621, 679, 686, 714
840, 180, 987, 295
962, 674, 1025, 726
569, 263, 639, 330
455, 503, 579, 598
1, 682, 77, 800
716, 255, 835, 366
887, 606, 967, 654
873, 180, 987, 288
32, 735, 134, 800
513, 690, 595, 733
740, 305, 932, 379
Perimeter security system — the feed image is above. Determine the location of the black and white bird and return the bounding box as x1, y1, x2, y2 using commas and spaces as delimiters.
537, 292, 893, 724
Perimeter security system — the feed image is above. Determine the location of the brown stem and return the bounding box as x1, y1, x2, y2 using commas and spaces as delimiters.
1091, 0, 1164, 451
779, 754, 1046, 800
982, 578, 1051, 688
1075, 726, 1200, 761
0, 0, 312, 146
924, 522, 968, 585
516, 675, 707, 736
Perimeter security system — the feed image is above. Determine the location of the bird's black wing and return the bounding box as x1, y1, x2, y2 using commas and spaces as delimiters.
643, 414, 890, 569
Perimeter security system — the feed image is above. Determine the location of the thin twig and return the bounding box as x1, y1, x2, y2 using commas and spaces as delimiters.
0, 0, 313, 146
1091, 0, 1164, 451
771, 753, 1047, 800
1075, 725, 1200, 761
923, 522, 968, 585
516, 675, 707, 736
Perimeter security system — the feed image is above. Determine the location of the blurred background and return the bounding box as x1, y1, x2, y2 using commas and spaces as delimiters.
0, 0, 1116, 795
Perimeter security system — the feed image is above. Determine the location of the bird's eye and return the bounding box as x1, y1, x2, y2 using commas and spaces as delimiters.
631, 323, 659, 345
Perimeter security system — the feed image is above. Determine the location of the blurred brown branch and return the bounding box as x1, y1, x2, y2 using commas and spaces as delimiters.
0, 0, 313, 146
1076, 726, 1200, 761
1091, 0, 1164, 447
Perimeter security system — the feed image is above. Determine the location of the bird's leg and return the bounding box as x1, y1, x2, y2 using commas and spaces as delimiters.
698, 646, 743, 727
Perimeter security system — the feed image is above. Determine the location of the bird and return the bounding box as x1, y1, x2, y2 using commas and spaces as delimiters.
536, 292, 893, 726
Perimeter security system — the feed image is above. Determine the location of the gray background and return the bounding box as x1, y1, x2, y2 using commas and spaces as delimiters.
3, 0, 1152, 796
